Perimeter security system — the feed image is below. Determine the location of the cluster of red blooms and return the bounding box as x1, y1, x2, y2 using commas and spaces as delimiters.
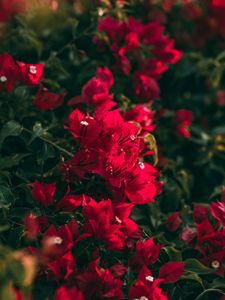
0, 52, 65, 110
94, 16, 182, 103
16, 66, 186, 299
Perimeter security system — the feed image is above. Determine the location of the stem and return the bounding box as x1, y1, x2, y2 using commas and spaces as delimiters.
23, 127, 73, 158
194, 288, 225, 300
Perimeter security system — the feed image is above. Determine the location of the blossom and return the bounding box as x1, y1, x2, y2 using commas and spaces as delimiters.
130, 237, 162, 270
16, 61, 44, 86
34, 86, 65, 110
0, 53, 18, 92
23, 213, 39, 240
159, 261, 184, 284
76, 259, 124, 299
210, 189, 225, 226
54, 286, 84, 300
174, 109, 193, 138
129, 265, 168, 300
30, 181, 56, 208
166, 212, 181, 232
0, 0, 26, 22
133, 72, 160, 103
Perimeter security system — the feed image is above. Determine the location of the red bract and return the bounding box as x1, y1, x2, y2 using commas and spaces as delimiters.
0, 53, 18, 92
76, 259, 124, 300
133, 72, 160, 103
129, 265, 168, 300
16, 61, 44, 86
81, 197, 125, 250
210, 189, 225, 226
174, 109, 193, 138
54, 286, 84, 300
193, 204, 208, 224
180, 226, 197, 245
124, 163, 160, 204
56, 188, 83, 212
166, 212, 181, 232
42, 222, 76, 259
130, 237, 162, 270
23, 213, 39, 240
123, 105, 155, 134
0, 0, 26, 22
34, 86, 65, 110
47, 251, 76, 282
68, 67, 115, 108
67, 109, 102, 147
159, 261, 184, 284
30, 181, 56, 208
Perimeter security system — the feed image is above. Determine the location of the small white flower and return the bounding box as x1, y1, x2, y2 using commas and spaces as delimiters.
145, 275, 154, 282
29, 65, 37, 74
0, 76, 7, 82
211, 260, 220, 269
80, 120, 89, 126
46, 236, 63, 246
115, 216, 122, 224
139, 162, 145, 170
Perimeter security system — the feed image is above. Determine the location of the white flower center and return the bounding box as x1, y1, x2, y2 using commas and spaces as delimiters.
115, 216, 122, 224
139, 162, 145, 169
145, 275, 154, 282
29, 65, 37, 74
211, 260, 220, 269
80, 120, 89, 126
0, 76, 7, 82
46, 236, 63, 246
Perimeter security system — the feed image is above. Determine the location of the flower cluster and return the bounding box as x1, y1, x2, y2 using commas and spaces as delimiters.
95, 16, 182, 103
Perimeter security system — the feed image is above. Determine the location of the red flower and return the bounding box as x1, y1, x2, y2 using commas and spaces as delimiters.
166, 212, 181, 232
0, 53, 18, 92
42, 222, 76, 259
67, 109, 102, 148
133, 72, 160, 103
124, 163, 160, 204
95, 66, 114, 88
30, 180, 56, 208
129, 265, 168, 300
56, 187, 83, 212
193, 204, 208, 224
76, 259, 124, 299
210, 189, 225, 226
211, 0, 225, 7
23, 213, 39, 240
130, 237, 162, 270
16, 61, 44, 86
0, 0, 26, 22
123, 105, 155, 134
34, 86, 65, 110
174, 109, 193, 138
54, 286, 84, 300
47, 251, 76, 282
81, 197, 125, 250
138, 22, 163, 45
216, 91, 225, 107
159, 261, 184, 284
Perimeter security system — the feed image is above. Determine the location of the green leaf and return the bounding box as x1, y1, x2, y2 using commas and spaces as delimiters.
0, 121, 22, 148
162, 246, 182, 261
0, 186, 15, 209
185, 259, 214, 275
181, 271, 203, 285
0, 154, 30, 170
